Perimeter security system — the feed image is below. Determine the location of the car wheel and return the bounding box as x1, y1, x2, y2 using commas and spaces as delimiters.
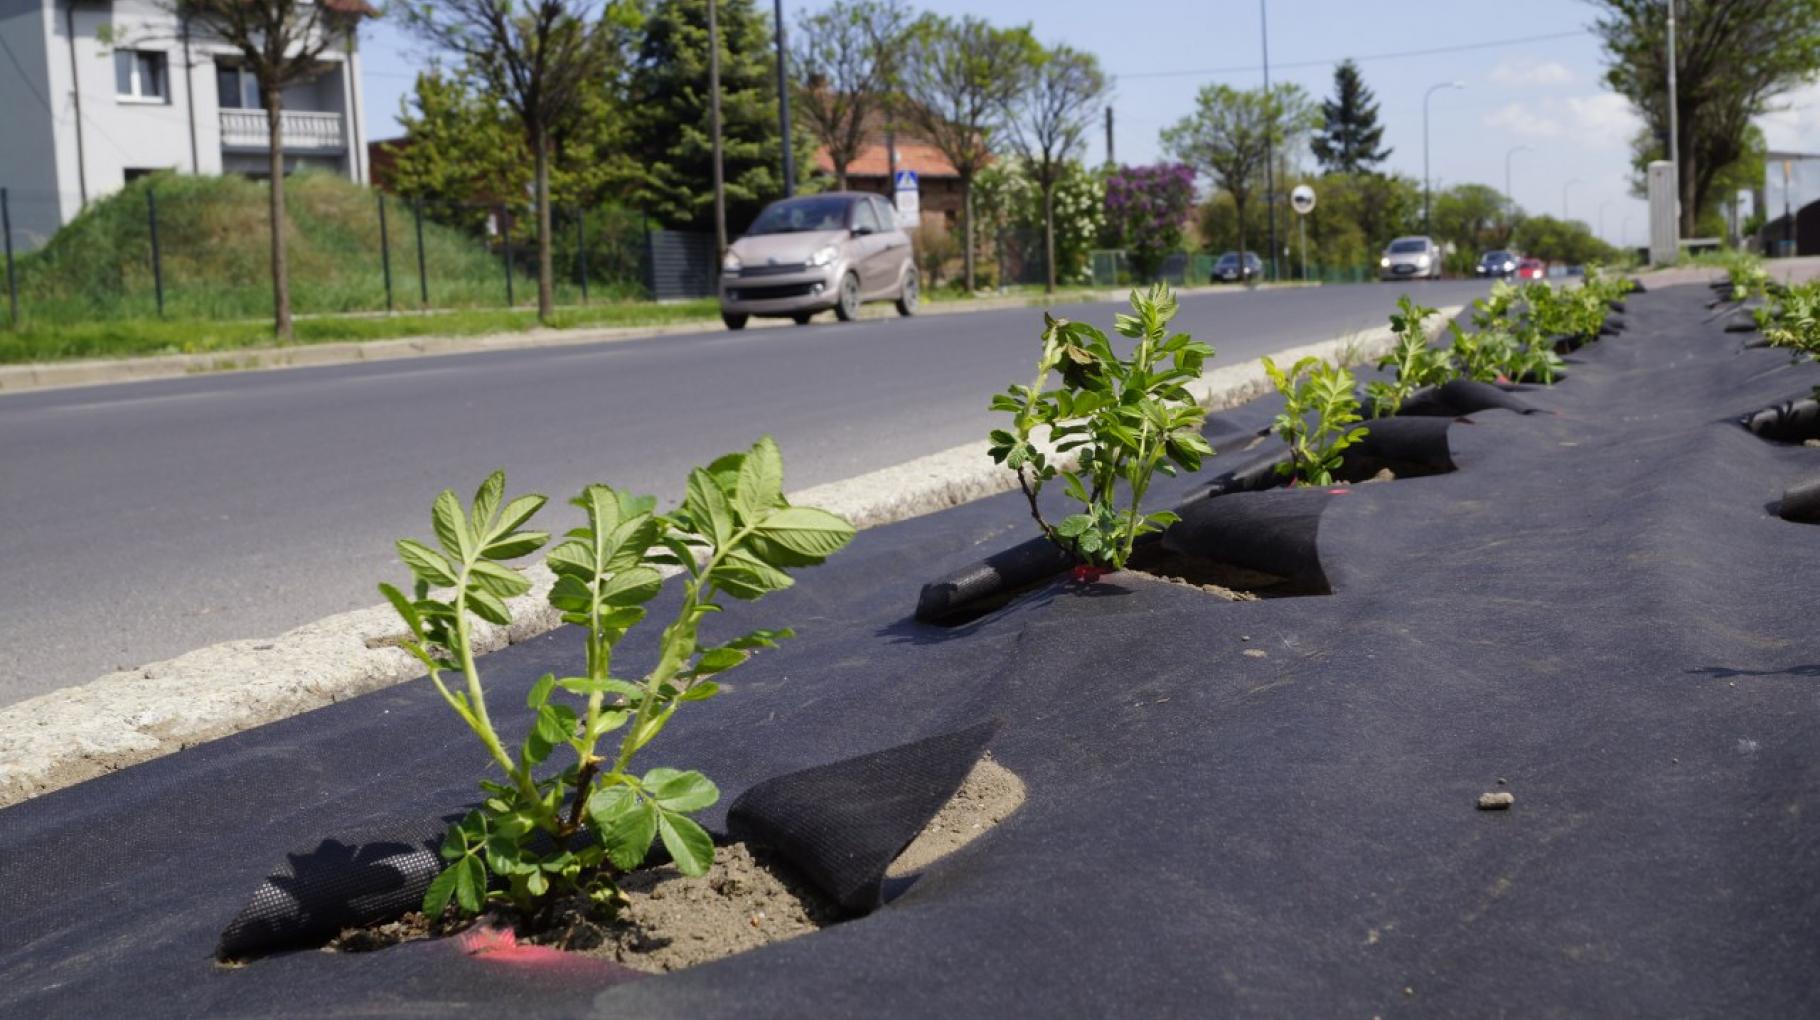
722, 312, 748, 330
792, 311, 815, 325
895, 270, 919, 317
834, 272, 861, 322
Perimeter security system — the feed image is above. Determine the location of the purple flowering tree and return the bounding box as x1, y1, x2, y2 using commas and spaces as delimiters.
1104, 164, 1196, 282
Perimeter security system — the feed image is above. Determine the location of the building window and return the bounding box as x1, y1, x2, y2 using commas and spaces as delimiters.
216, 64, 261, 110
114, 50, 167, 102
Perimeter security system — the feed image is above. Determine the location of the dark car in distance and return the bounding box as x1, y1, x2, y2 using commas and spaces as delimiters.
1476, 250, 1519, 278
1212, 251, 1263, 283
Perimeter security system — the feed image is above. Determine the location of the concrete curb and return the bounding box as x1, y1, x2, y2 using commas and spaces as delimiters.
0, 306, 1453, 807
0, 282, 1316, 396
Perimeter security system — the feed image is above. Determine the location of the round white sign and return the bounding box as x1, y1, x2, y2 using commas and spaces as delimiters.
1290, 184, 1317, 215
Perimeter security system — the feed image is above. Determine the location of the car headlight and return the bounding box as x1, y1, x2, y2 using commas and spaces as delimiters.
721, 249, 742, 273
807, 244, 838, 268
1380, 257, 1391, 268
1416, 254, 1431, 268
1504, 260, 1516, 270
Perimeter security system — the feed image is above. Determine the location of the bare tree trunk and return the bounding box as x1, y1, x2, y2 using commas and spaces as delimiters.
1042, 179, 1056, 295
534, 123, 554, 322
1233, 195, 1248, 285
836, 167, 847, 191
961, 175, 975, 291
266, 91, 292, 341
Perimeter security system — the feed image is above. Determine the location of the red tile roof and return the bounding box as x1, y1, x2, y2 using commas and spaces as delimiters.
815, 141, 962, 179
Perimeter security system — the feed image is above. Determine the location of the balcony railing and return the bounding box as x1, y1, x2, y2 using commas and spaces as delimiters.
219, 109, 346, 152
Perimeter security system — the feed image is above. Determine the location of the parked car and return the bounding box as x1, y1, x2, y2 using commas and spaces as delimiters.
1515, 258, 1546, 281
718, 192, 918, 330
1379, 236, 1444, 281
1211, 251, 1263, 283
1476, 250, 1519, 278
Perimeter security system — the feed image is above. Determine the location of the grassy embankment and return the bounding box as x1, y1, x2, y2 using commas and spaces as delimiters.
0, 172, 715, 364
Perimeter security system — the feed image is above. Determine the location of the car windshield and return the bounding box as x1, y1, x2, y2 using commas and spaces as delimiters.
1215, 254, 1238, 266
747, 196, 851, 234
1482, 251, 1512, 262
1388, 239, 1429, 254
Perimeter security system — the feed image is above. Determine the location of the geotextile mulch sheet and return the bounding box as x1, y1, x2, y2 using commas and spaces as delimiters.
3, 281, 1818, 1017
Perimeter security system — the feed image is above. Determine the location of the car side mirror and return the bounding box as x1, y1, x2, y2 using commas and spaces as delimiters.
852, 224, 875, 236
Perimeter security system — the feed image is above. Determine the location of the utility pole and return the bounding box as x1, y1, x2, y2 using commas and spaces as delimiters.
1423, 81, 1464, 235
709, 0, 727, 263
1666, 0, 1680, 238
1105, 106, 1115, 166
1260, 0, 1277, 281
773, 0, 794, 196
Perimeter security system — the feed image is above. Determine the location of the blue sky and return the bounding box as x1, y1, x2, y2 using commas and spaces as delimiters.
358, 1, 1820, 248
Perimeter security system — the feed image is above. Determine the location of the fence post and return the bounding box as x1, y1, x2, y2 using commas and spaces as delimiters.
501, 205, 515, 308
2, 187, 16, 328
576, 207, 589, 304
377, 193, 394, 313
413, 200, 428, 307
147, 187, 165, 318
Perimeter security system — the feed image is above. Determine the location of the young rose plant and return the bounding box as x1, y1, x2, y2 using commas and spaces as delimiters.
989, 284, 1215, 571
1264, 355, 1367, 486
380, 437, 855, 919
1367, 295, 1453, 417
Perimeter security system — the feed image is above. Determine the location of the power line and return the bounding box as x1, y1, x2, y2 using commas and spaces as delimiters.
1115, 29, 1587, 81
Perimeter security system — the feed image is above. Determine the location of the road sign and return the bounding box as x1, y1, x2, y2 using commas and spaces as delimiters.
1290, 184, 1316, 215
894, 170, 921, 228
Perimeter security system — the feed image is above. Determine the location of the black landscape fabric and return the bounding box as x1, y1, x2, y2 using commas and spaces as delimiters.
3, 281, 1819, 1017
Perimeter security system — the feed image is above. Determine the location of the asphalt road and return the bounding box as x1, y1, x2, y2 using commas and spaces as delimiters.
0, 280, 1491, 706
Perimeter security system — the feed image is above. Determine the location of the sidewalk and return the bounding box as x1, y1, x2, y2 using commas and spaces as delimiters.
0, 281, 1314, 396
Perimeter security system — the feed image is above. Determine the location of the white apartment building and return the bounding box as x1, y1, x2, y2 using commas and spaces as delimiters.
0, 0, 371, 249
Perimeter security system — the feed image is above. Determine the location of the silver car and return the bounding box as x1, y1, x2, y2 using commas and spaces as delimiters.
719, 192, 918, 329
1379, 235, 1444, 281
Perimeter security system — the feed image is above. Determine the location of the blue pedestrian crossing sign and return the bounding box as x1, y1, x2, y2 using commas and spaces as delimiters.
893, 170, 920, 227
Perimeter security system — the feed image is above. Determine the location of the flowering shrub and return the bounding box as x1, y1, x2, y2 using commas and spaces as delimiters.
974, 158, 1107, 285
1104, 164, 1196, 283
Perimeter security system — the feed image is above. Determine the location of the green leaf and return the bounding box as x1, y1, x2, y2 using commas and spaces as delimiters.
491, 493, 546, 542
679, 680, 720, 702
690, 646, 747, 676
685, 468, 736, 546
467, 589, 512, 626
483, 531, 549, 560
545, 538, 595, 578
432, 489, 474, 562
591, 786, 658, 871
658, 812, 716, 877
455, 855, 486, 914
378, 582, 422, 635
471, 471, 506, 538
1055, 514, 1092, 538
600, 566, 664, 607
735, 436, 787, 520
724, 627, 793, 650
647, 769, 719, 813
423, 863, 461, 917
397, 539, 457, 587
469, 560, 532, 599
526, 673, 555, 710
749, 506, 856, 560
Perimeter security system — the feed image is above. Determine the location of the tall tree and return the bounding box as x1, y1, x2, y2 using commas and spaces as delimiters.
1592, 0, 1820, 237
165, 0, 371, 340
396, 0, 625, 323
791, 0, 908, 191
1001, 44, 1107, 294
1311, 59, 1390, 174
624, 0, 806, 232
898, 14, 1041, 291
1162, 83, 1315, 272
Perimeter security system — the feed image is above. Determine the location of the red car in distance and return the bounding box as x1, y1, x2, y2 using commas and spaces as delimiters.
1515, 258, 1546, 281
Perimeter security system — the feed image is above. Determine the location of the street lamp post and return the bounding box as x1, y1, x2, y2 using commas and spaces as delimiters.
1563, 177, 1581, 220
1598, 199, 1613, 245
1504, 145, 1531, 215
1260, 0, 1277, 281
1423, 80, 1465, 235
774, 0, 795, 197
1666, 0, 1680, 237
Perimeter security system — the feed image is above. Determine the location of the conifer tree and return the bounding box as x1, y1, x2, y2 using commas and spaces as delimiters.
1311, 60, 1391, 175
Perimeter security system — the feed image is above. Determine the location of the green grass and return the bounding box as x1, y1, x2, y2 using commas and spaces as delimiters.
0, 300, 721, 364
